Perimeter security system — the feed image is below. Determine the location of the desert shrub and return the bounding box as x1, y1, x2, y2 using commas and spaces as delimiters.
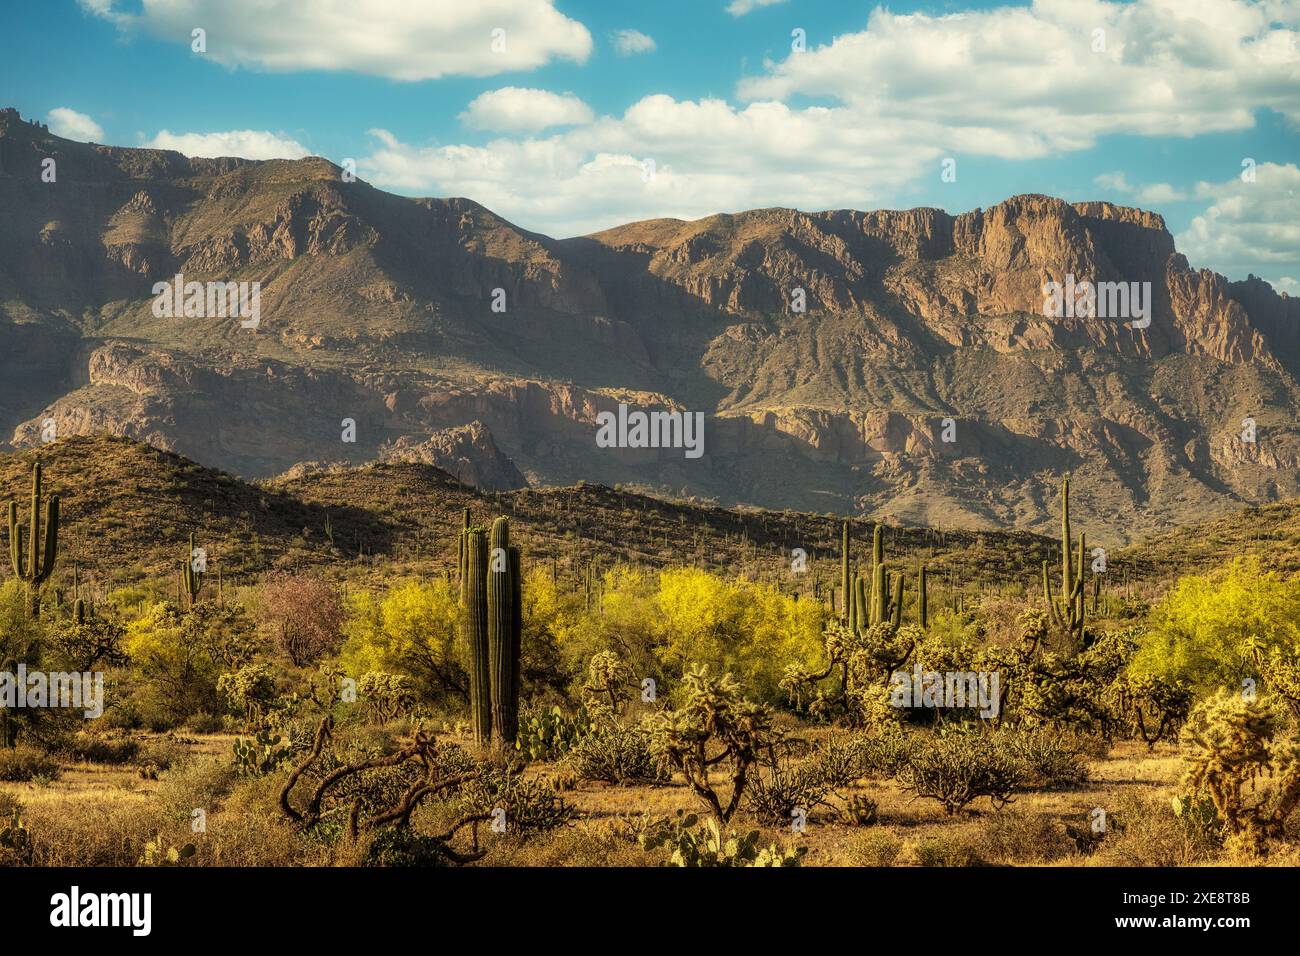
562, 720, 666, 784
903, 833, 985, 867
1179, 689, 1300, 858
183, 711, 225, 734
0, 746, 60, 782
0, 808, 33, 866
846, 827, 903, 866
647, 666, 777, 823
60, 732, 140, 765
44, 613, 127, 672
123, 602, 222, 721
1005, 726, 1089, 789
895, 727, 1024, 815
981, 811, 1076, 864
1115, 673, 1193, 748
1092, 791, 1216, 867
153, 754, 240, 825
137, 737, 191, 773
360, 826, 457, 867
258, 572, 344, 666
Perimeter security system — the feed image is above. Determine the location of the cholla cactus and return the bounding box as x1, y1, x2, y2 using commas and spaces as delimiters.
1180, 690, 1300, 858
646, 666, 777, 823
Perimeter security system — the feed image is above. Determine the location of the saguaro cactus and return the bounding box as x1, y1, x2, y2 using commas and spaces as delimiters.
461, 527, 491, 745
1043, 475, 1087, 643
182, 532, 205, 606
917, 563, 928, 629
487, 517, 522, 748
7, 462, 59, 619
457, 507, 471, 603
840, 520, 851, 624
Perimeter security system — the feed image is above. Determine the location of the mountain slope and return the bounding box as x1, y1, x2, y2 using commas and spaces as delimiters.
2, 106, 1297, 542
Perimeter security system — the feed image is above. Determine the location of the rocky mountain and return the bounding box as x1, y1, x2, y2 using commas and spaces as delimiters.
2, 105, 1298, 543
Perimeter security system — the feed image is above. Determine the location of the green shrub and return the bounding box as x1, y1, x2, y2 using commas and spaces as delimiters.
60, 733, 140, 765
0, 746, 60, 782
846, 827, 902, 866
563, 721, 666, 784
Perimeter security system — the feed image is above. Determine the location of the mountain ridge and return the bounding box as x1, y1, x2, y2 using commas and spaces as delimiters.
2, 105, 1297, 544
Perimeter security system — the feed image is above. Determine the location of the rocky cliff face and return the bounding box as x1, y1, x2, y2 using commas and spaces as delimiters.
1, 107, 1296, 541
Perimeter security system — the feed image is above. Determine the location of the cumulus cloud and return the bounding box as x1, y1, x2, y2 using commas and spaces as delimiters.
460, 88, 594, 132
726, 0, 788, 16
145, 129, 311, 160
1136, 183, 1189, 203
612, 29, 656, 55
348, 0, 1300, 240
361, 96, 938, 236
80, 0, 592, 80
1093, 171, 1132, 193
47, 107, 104, 141
1177, 161, 1300, 288
738, 0, 1300, 155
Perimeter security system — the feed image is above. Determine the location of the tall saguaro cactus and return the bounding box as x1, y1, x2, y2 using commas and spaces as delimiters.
182, 532, 205, 606
840, 520, 851, 624
7, 462, 59, 619
462, 526, 491, 745
487, 517, 522, 748
1043, 475, 1087, 644
917, 563, 928, 629
459, 515, 524, 749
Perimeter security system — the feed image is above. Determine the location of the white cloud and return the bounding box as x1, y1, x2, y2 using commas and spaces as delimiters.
145, 129, 311, 160
726, 0, 788, 16
1093, 171, 1132, 193
355, 0, 1299, 248
738, 0, 1300, 155
361, 96, 937, 236
1177, 162, 1300, 283
460, 88, 594, 132
47, 107, 104, 142
612, 29, 656, 55
81, 0, 591, 80
1136, 182, 1189, 203
1270, 276, 1299, 295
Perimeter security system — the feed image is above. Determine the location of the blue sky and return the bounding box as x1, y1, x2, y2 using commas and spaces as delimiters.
2, 0, 1297, 289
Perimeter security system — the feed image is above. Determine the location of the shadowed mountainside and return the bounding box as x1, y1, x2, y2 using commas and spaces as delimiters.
3, 106, 1298, 542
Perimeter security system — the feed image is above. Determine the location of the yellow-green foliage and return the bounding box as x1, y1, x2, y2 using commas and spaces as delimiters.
1132, 557, 1300, 693
522, 565, 825, 705
339, 578, 465, 701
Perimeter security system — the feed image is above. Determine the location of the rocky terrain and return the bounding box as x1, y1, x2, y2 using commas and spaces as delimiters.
2, 105, 1297, 543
